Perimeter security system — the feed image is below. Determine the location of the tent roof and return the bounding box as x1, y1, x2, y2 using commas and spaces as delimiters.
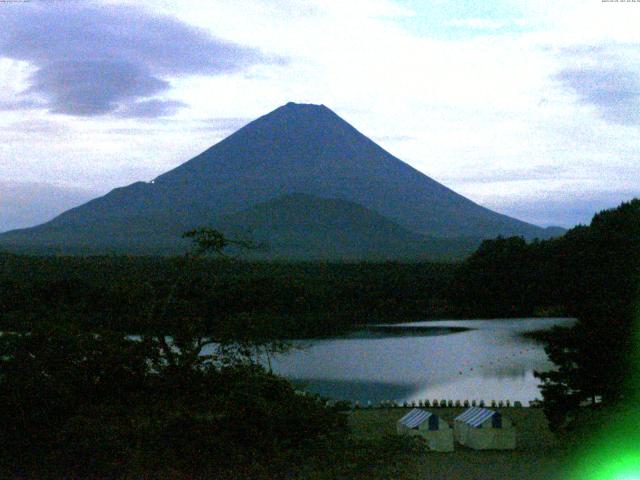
398, 408, 435, 429
455, 407, 497, 427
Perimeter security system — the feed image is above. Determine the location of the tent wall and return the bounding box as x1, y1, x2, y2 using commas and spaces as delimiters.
424, 429, 454, 452
453, 410, 516, 450
465, 427, 516, 450
454, 421, 470, 445
396, 411, 454, 452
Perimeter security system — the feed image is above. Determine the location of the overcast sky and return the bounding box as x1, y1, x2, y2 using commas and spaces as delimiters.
1, 0, 639, 231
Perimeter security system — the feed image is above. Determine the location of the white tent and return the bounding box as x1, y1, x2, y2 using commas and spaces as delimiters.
454, 407, 516, 450
396, 409, 454, 452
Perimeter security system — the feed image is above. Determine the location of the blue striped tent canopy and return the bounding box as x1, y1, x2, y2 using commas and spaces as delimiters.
398, 409, 439, 430
455, 407, 502, 428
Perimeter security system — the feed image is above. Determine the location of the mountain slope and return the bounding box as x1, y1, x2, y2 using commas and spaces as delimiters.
0, 102, 562, 257
214, 193, 481, 261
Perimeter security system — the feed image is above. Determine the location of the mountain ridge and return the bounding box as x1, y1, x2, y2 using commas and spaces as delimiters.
213, 192, 483, 261
0, 102, 564, 258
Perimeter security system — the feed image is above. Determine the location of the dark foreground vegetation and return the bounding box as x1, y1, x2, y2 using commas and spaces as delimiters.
0, 231, 416, 478
0, 199, 638, 477
0, 324, 350, 478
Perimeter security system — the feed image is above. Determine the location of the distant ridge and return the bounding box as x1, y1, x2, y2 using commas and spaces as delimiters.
214, 193, 482, 261
0, 102, 564, 258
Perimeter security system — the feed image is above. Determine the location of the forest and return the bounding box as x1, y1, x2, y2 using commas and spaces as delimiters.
0, 199, 638, 477
0, 254, 457, 338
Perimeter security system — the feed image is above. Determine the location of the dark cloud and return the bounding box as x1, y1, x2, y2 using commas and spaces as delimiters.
0, 98, 44, 111
555, 45, 640, 125
26, 60, 169, 116
0, 3, 280, 117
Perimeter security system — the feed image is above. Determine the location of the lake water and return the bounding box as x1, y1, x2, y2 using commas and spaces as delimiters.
266, 318, 575, 406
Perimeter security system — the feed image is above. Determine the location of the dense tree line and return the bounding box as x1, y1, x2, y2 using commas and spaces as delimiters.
446, 199, 640, 429
536, 200, 639, 429
443, 234, 578, 318
0, 255, 455, 338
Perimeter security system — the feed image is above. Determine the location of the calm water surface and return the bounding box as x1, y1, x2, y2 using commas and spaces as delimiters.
266, 318, 575, 406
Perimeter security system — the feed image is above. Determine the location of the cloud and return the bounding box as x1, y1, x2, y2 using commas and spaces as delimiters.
1, 118, 73, 145
6, 118, 70, 135
445, 165, 569, 184
555, 45, 640, 125
477, 189, 640, 228
105, 117, 250, 135
0, 2, 279, 117
373, 134, 415, 142
0, 181, 99, 232
0, 0, 638, 232
0, 98, 44, 111
26, 60, 170, 116
195, 117, 252, 133
115, 99, 187, 119
446, 18, 528, 30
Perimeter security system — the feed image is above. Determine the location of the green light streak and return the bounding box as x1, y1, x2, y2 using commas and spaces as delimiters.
567, 412, 640, 480
566, 303, 640, 480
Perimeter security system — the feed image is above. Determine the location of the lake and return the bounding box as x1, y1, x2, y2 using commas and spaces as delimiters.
265, 318, 575, 406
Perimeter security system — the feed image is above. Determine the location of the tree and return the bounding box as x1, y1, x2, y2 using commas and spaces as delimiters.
445, 235, 551, 317
140, 227, 286, 376
0, 322, 152, 475
182, 227, 257, 257
535, 199, 640, 430
0, 228, 347, 478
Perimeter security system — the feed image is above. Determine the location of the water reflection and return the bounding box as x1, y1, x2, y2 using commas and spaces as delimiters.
292, 379, 417, 404
479, 368, 528, 380
268, 318, 575, 406
344, 326, 471, 339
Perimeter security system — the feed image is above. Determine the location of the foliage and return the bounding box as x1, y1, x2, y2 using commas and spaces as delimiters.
535, 200, 640, 430
445, 199, 640, 430
182, 227, 260, 257
443, 235, 570, 318
0, 323, 348, 477
0, 228, 351, 478
0, 254, 455, 338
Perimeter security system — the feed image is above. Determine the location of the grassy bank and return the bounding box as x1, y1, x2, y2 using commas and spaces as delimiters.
300, 408, 574, 480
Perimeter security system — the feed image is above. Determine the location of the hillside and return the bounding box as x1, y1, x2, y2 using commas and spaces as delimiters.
214, 193, 481, 261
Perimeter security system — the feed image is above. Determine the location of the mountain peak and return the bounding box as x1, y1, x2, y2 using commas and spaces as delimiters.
274, 101, 333, 118
283, 101, 326, 109
0, 102, 562, 257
